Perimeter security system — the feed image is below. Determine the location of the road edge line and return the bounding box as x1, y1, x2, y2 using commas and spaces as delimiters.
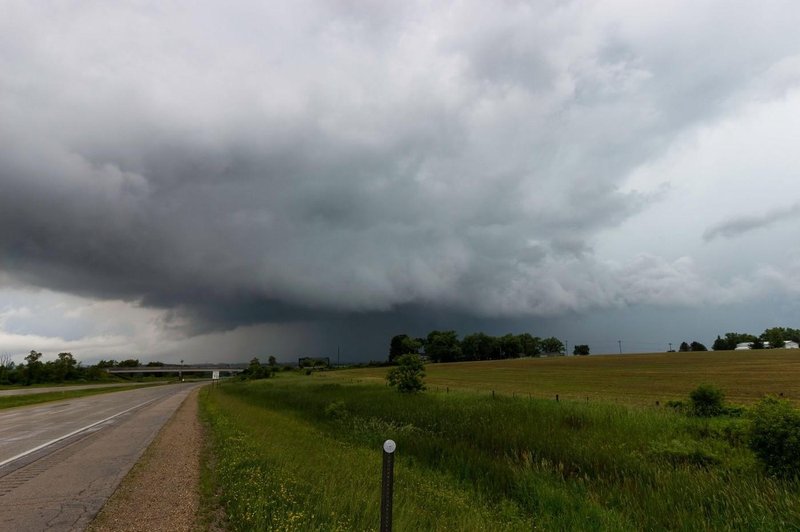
0, 397, 159, 469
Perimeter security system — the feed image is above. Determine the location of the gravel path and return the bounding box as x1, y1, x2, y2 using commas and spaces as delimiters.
88, 388, 203, 531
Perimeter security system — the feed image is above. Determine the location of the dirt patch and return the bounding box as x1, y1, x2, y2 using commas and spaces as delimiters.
88, 388, 203, 532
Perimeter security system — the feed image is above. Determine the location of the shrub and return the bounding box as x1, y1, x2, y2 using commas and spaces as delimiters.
386, 354, 426, 393
665, 399, 684, 411
749, 396, 800, 478
688, 384, 725, 417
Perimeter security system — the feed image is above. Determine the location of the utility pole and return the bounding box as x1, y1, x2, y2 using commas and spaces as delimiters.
337, 346, 340, 367
618, 340, 622, 355
565, 340, 569, 356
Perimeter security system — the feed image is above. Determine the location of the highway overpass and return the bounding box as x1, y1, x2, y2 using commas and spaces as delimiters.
105, 365, 246, 375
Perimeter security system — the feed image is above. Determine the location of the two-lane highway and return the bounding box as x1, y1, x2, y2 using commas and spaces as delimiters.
0, 382, 204, 531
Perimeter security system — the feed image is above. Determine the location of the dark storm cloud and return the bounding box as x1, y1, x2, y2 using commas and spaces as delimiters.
2, 1, 800, 337
703, 203, 800, 241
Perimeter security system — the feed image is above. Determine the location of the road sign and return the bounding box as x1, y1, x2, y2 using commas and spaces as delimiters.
212, 371, 220, 380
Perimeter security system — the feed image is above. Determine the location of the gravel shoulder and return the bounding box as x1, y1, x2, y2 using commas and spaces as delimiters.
88, 388, 204, 531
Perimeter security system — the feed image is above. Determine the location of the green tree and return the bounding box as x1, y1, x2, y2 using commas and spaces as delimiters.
712, 335, 727, 351
690, 341, 708, 352
721, 332, 757, 350
678, 341, 690, 352
761, 327, 800, 348
461, 332, 498, 361
52, 352, 77, 382
573, 344, 590, 356
517, 333, 541, 357
24, 350, 43, 385
761, 327, 787, 348
500, 334, 523, 359
246, 357, 269, 379
268, 355, 277, 366
425, 330, 461, 363
86, 364, 105, 381
389, 334, 411, 361
0, 354, 12, 384
540, 337, 564, 355
389, 334, 422, 362
386, 354, 426, 393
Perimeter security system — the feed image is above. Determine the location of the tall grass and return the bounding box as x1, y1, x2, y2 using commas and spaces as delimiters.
201, 378, 800, 530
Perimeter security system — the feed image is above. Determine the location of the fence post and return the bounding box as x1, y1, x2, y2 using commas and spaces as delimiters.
381, 439, 396, 532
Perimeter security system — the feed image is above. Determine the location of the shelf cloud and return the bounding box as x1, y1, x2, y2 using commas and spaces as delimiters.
2, 1, 800, 360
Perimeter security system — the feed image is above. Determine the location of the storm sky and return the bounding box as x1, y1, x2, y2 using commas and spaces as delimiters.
2, 1, 800, 364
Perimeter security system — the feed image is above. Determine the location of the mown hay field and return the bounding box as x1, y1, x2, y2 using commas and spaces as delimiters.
320, 350, 800, 406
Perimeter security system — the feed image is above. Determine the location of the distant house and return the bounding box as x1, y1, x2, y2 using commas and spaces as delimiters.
734, 340, 799, 350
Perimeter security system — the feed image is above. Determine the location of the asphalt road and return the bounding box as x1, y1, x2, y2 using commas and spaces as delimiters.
0, 382, 203, 531
0, 382, 160, 398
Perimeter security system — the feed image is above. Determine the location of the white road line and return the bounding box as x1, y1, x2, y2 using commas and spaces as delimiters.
0, 397, 159, 469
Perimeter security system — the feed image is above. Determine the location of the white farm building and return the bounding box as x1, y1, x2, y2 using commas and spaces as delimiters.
734, 340, 799, 350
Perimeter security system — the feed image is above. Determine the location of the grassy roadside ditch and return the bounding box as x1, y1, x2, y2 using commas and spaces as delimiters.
200, 378, 800, 530
0, 383, 167, 410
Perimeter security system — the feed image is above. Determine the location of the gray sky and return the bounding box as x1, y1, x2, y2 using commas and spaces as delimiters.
2, 1, 800, 364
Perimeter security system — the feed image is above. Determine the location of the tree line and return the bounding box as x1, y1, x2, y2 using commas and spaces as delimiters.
710, 327, 800, 351
0, 352, 167, 386
389, 331, 579, 363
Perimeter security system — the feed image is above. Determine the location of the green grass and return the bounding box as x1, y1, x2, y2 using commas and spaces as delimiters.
200, 377, 800, 531
0, 383, 165, 410
321, 350, 800, 406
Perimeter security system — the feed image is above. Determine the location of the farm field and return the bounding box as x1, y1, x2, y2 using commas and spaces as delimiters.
320, 349, 800, 406
200, 354, 800, 530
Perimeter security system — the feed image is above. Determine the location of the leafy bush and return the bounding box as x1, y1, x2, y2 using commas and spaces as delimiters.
386, 354, 426, 393
749, 396, 800, 478
689, 384, 725, 417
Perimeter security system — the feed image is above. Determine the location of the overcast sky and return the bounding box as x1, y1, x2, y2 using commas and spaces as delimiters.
2, 1, 800, 364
